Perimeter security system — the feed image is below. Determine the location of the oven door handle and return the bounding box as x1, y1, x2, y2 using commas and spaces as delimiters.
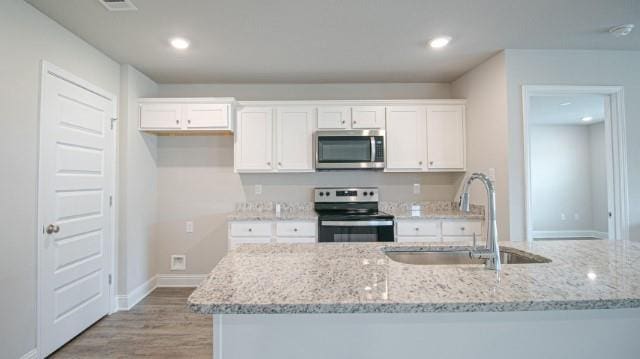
370, 136, 376, 162
321, 220, 394, 227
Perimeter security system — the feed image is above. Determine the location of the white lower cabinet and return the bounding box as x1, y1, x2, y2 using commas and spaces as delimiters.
396, 219, 482, 243
228, 220, 317, 249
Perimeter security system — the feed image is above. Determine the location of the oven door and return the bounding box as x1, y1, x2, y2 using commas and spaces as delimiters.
316, 131, 385, 170
318, 219, 394, 242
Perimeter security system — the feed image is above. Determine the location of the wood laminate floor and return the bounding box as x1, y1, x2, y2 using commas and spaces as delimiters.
50, 287, 212, 359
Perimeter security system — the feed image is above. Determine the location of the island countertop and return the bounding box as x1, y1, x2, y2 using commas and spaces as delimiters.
188, 240, 640, 314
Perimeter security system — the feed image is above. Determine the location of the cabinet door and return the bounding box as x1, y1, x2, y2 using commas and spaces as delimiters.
235, 108, 273, 172
276, 107, 315, 171
351, 106, 386, 129
139, 103, 182, 129
185, 103, 229, 129
426, 105, 465, 170
317, 107, 350, 129
385, 106, 426, 171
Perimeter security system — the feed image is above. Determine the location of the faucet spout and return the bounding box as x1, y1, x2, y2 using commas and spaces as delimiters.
459, 172, 501, 272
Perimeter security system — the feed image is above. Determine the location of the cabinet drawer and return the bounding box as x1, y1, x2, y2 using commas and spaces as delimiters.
229, 236, 272, 249
275, 237, 316, 244
229, 222, 272, 237
276, 221, 316, 237
397, 220, 441, 236
397, 236, 441, 243
442, 236, 477, 243
441, 220, 482, 236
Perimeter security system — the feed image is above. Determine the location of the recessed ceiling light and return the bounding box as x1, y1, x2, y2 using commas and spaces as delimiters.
609, 24, 634, 37
170, 37, 190, 50
559, 102, 572, 106
581, 116, 593, 122
429, 36, 452, 49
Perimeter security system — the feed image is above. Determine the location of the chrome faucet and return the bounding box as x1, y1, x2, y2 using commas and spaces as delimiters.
459, 173, 501, 271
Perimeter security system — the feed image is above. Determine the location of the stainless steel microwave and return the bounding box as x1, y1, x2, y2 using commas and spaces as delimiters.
315, 130, 385, 170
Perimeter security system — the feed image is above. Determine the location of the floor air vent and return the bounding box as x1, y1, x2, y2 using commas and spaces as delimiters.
99, 0, 138, 11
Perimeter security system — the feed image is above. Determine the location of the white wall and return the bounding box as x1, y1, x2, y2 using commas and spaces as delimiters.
0, 1, 120, 358
451, 52, 511, 240
589, 122, 608, 233
118, 65, 159, 295
530, 125, 595, 232
154, 83, 459, 275
505, 50, 640, 241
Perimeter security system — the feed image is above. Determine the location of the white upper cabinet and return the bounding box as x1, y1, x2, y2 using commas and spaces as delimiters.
235, 108, 274, 172
276, 107, 315, 172
385, 106, 427, 171
317, 107, 350, 129
139, 98, 235, 134
426, 105, 465, 170
185, 103, 229, 129
351, 106, 386, 129
139, 103, 182, 129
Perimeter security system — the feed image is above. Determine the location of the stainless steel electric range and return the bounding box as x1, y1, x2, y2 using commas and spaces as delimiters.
314, 187, 395, 242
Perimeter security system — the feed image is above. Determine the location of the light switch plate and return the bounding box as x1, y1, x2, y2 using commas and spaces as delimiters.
254, 184, 262, 195
413, 183, 421, 194
186, 221, 194, 233
170, 255, 186, 271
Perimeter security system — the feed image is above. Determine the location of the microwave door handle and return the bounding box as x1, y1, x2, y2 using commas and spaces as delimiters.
370, 136, 376, 162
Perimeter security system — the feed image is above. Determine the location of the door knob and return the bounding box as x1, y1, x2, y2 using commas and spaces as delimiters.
46, 224, 60, 234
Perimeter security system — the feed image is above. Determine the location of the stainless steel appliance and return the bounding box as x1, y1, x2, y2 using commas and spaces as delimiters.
315, 187, 394, 242
315, 130, 385, 170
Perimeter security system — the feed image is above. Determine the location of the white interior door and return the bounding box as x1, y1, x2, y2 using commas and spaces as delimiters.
38, 64, 115, 357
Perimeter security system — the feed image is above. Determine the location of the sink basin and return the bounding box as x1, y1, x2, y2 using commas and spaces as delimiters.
383, 247, 551, 265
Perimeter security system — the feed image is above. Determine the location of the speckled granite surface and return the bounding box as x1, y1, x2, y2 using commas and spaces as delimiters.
381, 201, 484, 220
188, 240, 640, 314
228, 202, 317, 221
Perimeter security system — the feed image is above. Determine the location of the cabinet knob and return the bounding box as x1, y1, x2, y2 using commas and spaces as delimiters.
353, 120, 357, 124
248, 228, 253, 232
415, 227, 419, 231
341, 120, 346, 124
267, 162, 271, 166
278, 162, 282, 166
419, 161, 423, 165
176, 120, 179, 124
187, 119, 191, 124
429, 161, 434, 165
460, 227, 466, 231
294, 228, 298, 232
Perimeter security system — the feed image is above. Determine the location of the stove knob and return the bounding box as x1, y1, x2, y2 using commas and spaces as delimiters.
369, 191, 375, 196
363, 192, 368, 196
319, 192, 324, 196
325, 191, 331, 196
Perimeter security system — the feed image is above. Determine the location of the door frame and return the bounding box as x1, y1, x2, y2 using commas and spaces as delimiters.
36, 61, 119, 357
521, 85, 629, 243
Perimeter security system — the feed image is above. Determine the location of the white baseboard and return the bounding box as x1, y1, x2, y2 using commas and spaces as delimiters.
20, 349, 37, 359
157, 274, 207, 287
116, 275, 158, 311
533, 230, 609, 239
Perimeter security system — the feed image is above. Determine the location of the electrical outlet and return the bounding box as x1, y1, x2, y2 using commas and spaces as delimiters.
170, 255, 186, 271
560, 213, 566, 221
254, 184, 262, 195
185, 221, 194, 233
413, 183, 421, 194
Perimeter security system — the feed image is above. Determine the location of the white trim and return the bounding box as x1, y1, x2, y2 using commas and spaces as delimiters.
157, 274, 208, 287
521, 85, 629, 243
19, 349, 38, 359
37, 61, 118, 358
116, 275, 158, 311
237, 99, 467, 107
532, 230, 608, 239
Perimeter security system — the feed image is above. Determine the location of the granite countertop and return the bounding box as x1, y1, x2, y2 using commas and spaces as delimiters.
380, 201, 484, 220
228, 201, 318, 221
188, 240, 640, 314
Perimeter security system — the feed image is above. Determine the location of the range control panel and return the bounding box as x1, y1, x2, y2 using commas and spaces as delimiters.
314, 187, 379, 203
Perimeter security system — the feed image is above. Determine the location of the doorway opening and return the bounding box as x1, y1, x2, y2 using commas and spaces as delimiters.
522, 86, 628, 243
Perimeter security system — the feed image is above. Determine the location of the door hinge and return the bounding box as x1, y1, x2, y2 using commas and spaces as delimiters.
108, 274, 112, 285
109, 195, 113, 207
110, 117, 118, 130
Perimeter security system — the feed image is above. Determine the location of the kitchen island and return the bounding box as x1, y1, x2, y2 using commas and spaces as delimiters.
189, 240, 640, 358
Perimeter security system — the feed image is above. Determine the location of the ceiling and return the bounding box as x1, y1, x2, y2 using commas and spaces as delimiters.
530, 95, 605, 125
26, 0, 640, 84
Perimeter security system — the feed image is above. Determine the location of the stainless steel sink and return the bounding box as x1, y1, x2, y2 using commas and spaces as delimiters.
384, 247, 551, 265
